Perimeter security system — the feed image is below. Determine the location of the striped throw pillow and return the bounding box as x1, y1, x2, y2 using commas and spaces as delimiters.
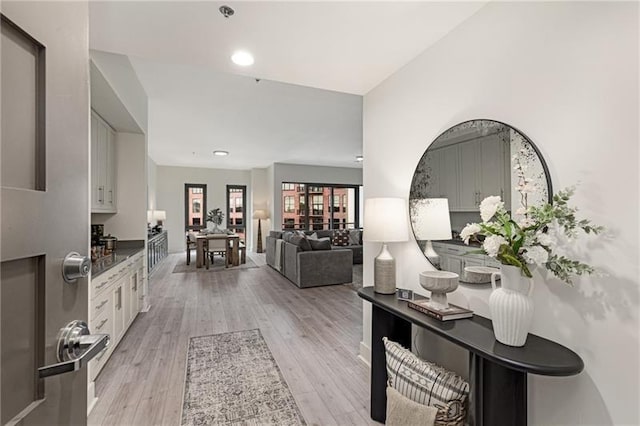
383, 337, 469, 426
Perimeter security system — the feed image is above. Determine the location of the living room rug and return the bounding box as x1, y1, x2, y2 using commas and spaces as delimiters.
181, 329, 306, 426
172, 257, 258, 273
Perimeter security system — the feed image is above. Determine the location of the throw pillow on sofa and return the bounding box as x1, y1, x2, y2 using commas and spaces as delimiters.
309, 239, 331, 251
332, 229, 350, 246
383, 337, 469, 426
290, 235, 312, 251
349, 230, 362, 246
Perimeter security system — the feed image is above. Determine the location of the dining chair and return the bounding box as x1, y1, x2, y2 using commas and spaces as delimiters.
186, 231, 197, 265
206, 237, 228, 269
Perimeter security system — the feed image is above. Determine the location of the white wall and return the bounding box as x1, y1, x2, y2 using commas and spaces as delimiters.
148, 156, 157, 211
92, 132, 147, 240
363, 2, 638, 425
156, 165, 251, 253
272, 162, 363, 230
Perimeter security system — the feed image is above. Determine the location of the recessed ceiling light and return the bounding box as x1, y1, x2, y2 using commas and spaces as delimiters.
231, 50, 254, 66
213, 150, 229, 156
355, 155, 364, 162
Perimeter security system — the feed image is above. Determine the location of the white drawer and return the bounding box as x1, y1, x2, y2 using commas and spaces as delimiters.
88, 309, 113, 381
91, 307, 112, 335
91, 291, 112, 319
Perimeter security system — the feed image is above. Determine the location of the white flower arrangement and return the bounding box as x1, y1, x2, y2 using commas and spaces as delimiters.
460, 156, 603, 285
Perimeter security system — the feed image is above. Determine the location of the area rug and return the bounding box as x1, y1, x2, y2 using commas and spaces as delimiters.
173, 257, 259, 273
181, 329, 306, 426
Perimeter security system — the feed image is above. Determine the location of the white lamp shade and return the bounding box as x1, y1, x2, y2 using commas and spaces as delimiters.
411, 198, 452, 240
252, 209, 269, 220
153, 210, 167, 221
363, 198, 409, 242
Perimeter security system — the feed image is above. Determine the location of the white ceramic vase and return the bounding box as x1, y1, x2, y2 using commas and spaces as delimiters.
489, 264, 535, 347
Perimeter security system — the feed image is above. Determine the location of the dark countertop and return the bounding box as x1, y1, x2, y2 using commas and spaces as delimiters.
358, 287, 584, 376
91, 247, 144, 278
438, 239, 482, 248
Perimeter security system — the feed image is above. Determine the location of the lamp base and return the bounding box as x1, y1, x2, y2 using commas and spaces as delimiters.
423, 240, 440, 269
256, 219, 263, 253
374, 243, 396, 294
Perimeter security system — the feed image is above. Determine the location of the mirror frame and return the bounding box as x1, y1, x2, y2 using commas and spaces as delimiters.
409, 119, 554, 267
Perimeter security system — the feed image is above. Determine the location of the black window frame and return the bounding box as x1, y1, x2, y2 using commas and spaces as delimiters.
185, 183, 207, 231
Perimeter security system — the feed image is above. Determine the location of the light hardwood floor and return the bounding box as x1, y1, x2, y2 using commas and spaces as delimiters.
88, 253, 374, 426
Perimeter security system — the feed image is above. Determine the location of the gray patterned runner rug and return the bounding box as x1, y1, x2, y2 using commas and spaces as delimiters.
181, 329, 306, 426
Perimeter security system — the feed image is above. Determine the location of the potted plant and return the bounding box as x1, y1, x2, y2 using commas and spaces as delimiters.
206, 208, 225, 233
459, 159, 603, 346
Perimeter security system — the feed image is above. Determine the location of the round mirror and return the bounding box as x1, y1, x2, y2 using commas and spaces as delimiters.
409, 119, 552, 273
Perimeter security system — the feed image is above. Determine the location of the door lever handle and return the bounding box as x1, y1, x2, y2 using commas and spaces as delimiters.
38, 320, 110, 378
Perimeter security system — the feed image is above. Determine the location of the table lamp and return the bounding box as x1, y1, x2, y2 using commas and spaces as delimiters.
153, 210, 167, 230
252, 209, 269, 253
411, 198, 452, 268
363, 198, 409, 294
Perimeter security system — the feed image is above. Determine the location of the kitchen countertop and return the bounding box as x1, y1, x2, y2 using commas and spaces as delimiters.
91, 247, 144, 278
437, 238, 482, 248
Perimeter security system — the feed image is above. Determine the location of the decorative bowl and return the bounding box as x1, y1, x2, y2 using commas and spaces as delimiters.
419, 270, 459, 309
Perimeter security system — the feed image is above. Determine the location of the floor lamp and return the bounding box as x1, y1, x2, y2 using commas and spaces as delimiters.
363, 198, 409, 294
253, 209, 269, 253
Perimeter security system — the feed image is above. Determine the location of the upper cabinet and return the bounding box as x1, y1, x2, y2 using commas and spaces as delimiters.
91, 110, 117, 213
428, 132, 510, 212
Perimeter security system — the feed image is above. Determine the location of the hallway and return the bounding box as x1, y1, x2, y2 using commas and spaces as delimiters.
88, 253, 372, 426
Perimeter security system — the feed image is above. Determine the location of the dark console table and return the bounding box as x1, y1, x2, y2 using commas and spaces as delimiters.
358, 287, 584, 426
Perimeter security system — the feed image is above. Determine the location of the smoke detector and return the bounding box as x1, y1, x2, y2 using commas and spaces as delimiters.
219, 5, 235, 18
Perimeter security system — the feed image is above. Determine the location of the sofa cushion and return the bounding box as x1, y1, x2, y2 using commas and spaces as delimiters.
349, 230, 362, 246
290, 235, 312, 251
282, 231, 295, 243
269, 231, 283, 239
309, 239, 331, 251
332, 229, 350, 246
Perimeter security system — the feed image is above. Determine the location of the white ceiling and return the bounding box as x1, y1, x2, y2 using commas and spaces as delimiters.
89, 1, 486, 169
131, 57, 364, 169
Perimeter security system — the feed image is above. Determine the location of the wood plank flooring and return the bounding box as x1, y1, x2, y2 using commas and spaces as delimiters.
88, 253, 374, 426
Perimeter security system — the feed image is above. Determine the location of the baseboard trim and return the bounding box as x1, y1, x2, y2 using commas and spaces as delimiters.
358, 341, 371, 368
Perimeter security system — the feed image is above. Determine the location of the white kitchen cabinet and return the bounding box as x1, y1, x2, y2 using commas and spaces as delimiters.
112, 279, 125, 342
88, 251, 144, 383
458, 141, 479, 210
427, 145, 459, 209
444, 133, 510, 212
433, 242, 500, 278
91, 110, 117, 213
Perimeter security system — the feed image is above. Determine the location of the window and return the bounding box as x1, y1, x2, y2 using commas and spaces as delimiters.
333, 195, 341, 213
281, 182, 361, 230
311, 195, 323, 216
185, 183, 207, 231
226, 185, 246, 241
284, 196, 294, 213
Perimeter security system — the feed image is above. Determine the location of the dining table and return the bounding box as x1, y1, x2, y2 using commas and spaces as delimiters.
195, 233, 241, 268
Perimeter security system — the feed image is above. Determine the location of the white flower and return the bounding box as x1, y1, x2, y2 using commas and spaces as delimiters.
479, 196, 504, 222
536, 232, 555, 248
516, 182, 537, 194
483, 235, 507, 258
523, 245, 549, 265
517, 217, 535, 228
460, 223, 481, 245
515, 207, 527, 216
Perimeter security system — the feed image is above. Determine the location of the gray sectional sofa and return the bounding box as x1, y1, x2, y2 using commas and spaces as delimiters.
266, 230, 360, 288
